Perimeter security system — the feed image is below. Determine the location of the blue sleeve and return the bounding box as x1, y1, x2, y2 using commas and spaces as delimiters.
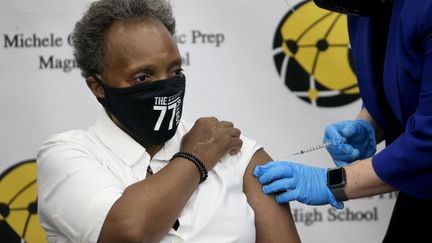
372, 3, 432, 199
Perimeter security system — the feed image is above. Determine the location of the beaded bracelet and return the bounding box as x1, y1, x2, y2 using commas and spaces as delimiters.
171, 151, 208, 183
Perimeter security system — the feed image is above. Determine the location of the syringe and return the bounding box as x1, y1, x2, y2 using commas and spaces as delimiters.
279, 137, 347, 159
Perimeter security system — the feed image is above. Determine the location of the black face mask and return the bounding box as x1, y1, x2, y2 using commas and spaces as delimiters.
313, 0, 392, 16
94, 74, 186, 145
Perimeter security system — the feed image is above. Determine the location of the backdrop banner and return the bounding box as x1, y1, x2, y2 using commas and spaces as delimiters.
0, 0, 396, 242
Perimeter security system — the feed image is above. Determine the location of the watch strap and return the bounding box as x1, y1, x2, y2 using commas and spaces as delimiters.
332, 186, 349, 201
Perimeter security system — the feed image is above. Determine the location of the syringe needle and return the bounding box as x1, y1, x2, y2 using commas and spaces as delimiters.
278, 138, 347, 159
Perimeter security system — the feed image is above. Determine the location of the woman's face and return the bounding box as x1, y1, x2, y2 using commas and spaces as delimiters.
102, 18, 183, 88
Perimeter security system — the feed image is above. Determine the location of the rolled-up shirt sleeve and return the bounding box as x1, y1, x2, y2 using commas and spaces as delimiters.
37, 133, 124, 243
372, 12, 432, 199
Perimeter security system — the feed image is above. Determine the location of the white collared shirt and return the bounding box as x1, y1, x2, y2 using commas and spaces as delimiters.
37, 111, 261, 243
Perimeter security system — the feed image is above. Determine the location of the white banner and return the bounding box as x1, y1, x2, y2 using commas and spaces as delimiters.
0, 0, 395, 242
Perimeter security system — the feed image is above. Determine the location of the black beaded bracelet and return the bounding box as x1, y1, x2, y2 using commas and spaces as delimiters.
171, 151, 208, 183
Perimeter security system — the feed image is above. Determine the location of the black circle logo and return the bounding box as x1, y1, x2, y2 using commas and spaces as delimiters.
0, 160, 46, 242
273, 0, 359, 107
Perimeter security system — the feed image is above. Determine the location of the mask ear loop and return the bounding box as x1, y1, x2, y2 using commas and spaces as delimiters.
91, 73, 108, 87
89, 73, 110, 108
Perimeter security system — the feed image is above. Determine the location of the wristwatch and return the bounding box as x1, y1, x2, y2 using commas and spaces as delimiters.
327, 167, 348, 201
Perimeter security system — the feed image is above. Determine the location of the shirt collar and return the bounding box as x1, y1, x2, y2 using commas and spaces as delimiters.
92, 110, 183, 165
152, 128, 182, 162
92, 110, 147, 166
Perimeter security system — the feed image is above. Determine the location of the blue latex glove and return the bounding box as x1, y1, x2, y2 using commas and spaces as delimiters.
324, 119, 376, 167
254, 161, 343, 209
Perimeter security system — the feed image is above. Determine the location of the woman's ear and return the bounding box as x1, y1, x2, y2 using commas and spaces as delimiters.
86, 76, 105, 99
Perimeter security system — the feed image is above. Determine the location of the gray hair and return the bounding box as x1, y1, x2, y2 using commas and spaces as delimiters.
72, 0, 176, 78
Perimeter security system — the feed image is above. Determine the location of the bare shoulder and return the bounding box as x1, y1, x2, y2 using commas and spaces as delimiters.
243, 148, 301, 243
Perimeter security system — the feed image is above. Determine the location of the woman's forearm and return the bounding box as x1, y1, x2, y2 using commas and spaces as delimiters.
344, 158, 394, 199
98, 157, 200, 243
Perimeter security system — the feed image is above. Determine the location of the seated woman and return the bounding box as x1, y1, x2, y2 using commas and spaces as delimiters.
36, 0, 300, 242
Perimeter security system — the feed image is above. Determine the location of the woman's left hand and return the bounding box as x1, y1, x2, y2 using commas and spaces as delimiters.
254, 161, 343, 209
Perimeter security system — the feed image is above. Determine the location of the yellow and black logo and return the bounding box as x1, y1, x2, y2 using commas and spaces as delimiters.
0, 160, 46, 243
273, 0, 359, 107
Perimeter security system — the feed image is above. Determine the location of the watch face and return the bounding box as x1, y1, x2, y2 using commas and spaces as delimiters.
328, 168, 344, 185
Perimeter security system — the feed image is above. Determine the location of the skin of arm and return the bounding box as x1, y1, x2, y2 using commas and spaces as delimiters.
98, 157, 201, 243
344, 158, 395, 199
243, 148, 301, 243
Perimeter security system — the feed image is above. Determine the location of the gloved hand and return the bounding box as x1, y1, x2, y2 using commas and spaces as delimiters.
254, 161, 343, 209
324, 119, 376, 167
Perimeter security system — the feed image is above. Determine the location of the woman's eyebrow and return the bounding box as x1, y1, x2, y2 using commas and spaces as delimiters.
167, 57, 183, 68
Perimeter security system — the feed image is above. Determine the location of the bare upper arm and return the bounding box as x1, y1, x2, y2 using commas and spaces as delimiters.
243, 148, 301, 243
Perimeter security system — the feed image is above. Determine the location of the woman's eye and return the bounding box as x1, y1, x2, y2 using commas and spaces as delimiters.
173, 68, 184, 77
134, 74, 150, 83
